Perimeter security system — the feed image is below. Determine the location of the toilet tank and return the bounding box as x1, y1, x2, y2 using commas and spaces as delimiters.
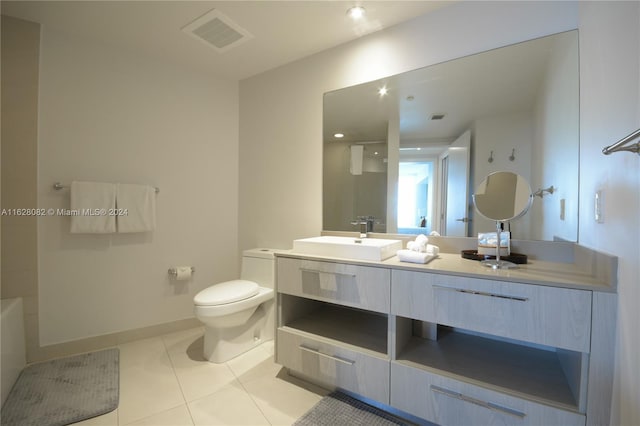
240, 248, 280, 289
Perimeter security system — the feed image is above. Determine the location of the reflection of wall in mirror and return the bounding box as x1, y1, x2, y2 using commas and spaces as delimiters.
471, 32, 578, 241
487, 172, 517, 219
471, 112, 533, 237
323, 142, 387, 232
530, 31, 579, 242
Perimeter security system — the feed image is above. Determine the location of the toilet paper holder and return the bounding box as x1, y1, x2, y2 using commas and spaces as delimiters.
168, 266, 195, 276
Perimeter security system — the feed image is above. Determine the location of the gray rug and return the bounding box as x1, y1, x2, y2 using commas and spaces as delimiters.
294, 391, 410, 426
1, 348, 119, 426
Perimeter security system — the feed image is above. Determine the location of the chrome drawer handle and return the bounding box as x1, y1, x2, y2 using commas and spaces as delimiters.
431, 385, 526, 419
299, 268, 356, 278
298, 345, 356, 365
435, 285, 528, 302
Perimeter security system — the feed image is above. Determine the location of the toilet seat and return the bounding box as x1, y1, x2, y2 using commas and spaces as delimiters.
194, 280, 259, 306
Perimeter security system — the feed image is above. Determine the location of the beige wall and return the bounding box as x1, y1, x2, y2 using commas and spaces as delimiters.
239, 1, 639, 424
1, 16, 41, 357
578, 2, 640, 425
36, 28, 240, 346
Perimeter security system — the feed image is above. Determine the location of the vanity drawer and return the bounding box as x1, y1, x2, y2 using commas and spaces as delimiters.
277, 328, 390, 404
391, 270, 436, 321
277, 257, 390, 313
390, 363, 585, 426
431, 275, 592, 352
392, 270, 592, 352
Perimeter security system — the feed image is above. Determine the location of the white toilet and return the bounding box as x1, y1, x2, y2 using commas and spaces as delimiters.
194, 248, 277, 363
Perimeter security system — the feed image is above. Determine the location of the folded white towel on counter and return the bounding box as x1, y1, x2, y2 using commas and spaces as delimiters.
406, 240, 425, 252
70, 181, 117, 234
116, 183, 156, 233
397, 249, 437, 264
426, 244, 439, 255
406, 234, 430, 252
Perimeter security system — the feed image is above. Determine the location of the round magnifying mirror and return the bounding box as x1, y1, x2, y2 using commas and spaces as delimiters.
472, 171, 533, 269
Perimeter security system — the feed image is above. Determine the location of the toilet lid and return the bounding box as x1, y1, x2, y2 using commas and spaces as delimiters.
194, 280, 259, 306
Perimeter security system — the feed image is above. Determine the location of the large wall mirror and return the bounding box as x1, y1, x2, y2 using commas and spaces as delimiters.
323, 30, 579, 242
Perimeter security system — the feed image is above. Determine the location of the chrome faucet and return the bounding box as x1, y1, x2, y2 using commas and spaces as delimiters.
351, 216, 374, 238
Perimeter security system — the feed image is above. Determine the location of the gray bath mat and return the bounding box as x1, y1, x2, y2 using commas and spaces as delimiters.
294, 391, 410, 426
1, 348, 119, 426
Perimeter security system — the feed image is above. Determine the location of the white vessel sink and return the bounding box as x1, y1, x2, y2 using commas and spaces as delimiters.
293, 236, 402, 261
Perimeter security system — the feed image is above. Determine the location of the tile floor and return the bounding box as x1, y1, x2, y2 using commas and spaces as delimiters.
73, 327, 328, 425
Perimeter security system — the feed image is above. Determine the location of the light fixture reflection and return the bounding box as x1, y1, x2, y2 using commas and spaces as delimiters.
378, 87, 388, 96
347, 6, 365, 20
334, 133, 344, 138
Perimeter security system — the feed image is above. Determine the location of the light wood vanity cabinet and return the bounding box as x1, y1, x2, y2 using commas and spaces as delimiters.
277, 257, 390, 313
277, 328, 390, 403
392, 271, 593, 352
391, 363, 586, 426
276, 257, 391, 403
276, 254, 614, 426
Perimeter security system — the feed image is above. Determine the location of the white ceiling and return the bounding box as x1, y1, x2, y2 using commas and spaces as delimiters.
1, 1, 451, 80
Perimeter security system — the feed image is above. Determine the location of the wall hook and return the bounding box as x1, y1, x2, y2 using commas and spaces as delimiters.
488, 151, 494, 163
509, 148, 516, 162
534, 185, 555, 198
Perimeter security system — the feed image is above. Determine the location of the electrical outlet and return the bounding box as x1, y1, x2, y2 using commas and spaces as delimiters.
595, 190, 604, 223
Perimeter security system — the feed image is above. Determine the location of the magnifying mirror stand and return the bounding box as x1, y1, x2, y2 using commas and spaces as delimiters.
481, 221, 518, 270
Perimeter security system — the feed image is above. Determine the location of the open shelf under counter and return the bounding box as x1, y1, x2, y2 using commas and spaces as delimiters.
279, 300, 388, 358
395, 327, 584, 412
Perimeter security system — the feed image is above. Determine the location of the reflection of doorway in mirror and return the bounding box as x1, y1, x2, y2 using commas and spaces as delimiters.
438, 130, 471, 237
398, 161, 434, 234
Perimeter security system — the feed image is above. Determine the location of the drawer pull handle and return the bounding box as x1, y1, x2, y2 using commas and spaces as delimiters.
298, 345, 356, 365
299, 268, 356, 278
430, 385, 526, 419
435, 286, 528, 302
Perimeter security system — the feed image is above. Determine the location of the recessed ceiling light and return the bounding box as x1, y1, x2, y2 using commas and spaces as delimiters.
334, 133, 344, 138
347, 6, 366, 20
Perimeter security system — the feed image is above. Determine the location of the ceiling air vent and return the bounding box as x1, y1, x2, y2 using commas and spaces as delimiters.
182, 9, 253, 53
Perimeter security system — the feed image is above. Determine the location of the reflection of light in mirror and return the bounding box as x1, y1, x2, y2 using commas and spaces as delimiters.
346, 6, 365, 20
378, 86, 388, 96
334, 133, 344, 138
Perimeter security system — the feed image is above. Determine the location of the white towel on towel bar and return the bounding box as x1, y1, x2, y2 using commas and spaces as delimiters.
350, 145, 363, 175
70, 181, 117, 233
116, 183, 156, 233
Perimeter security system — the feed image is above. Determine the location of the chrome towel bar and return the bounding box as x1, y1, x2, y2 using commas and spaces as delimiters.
53, 182, 160, 193
602, 128, 640, 155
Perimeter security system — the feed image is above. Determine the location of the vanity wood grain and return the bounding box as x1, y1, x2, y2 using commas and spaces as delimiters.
275, 252, 616, 426
391, 363, 586, 426
391, 270, 592, 352
277, 257, 390, 313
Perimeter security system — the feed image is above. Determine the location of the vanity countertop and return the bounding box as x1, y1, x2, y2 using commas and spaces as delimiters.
277, 250, 617, 293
